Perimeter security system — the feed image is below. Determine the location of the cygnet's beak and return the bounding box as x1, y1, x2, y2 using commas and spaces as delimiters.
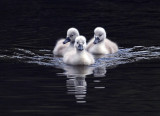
94, 37, 100, 44
77, 44, 83, 51
63, 37, 71, 44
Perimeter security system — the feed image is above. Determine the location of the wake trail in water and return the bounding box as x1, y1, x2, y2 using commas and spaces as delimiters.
0, 46, 160, 69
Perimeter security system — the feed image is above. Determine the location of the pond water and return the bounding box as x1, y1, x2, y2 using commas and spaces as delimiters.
0, 0, 160, 116
0, 46, 160, 115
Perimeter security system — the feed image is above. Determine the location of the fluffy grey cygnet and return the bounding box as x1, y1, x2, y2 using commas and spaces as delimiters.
63, 36, 95, 65
87, 27, 118, 55
53, 28, 79, 56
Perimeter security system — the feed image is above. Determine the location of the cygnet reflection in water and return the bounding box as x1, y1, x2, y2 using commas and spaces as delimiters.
62, 65, 108, 103
63, 65, 94, 76
67, 76, 87, 103
64, 66, 90, 103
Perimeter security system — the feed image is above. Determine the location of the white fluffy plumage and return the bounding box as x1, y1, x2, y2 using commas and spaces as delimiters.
63, 36, 95, 65
86, 27, 118, 55
53, 28, 79, 56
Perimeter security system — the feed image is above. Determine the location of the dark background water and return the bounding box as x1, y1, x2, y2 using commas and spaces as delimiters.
0, 0, 160, 48
0, 0, 160, 116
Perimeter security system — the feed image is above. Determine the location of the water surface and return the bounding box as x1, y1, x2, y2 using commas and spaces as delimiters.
0, 0, 160, 116
0, 46, 160, 116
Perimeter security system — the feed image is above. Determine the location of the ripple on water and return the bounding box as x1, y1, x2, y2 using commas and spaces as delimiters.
0, 46, 160, 103
0, 46, 160, 70
0, 46, 160, 76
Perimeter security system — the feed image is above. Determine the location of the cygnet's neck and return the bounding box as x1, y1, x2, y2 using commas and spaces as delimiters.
69, 41, 75, 47
97, 39, 105, 45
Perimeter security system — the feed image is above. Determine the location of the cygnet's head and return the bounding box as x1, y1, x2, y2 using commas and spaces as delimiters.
93, 27, 107, 44
74, 36, 87, 51
63, 28, 80, 45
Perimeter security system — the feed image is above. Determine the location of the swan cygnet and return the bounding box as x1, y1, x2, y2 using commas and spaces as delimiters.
63, 36, 95, 65
53, 28, 80, 56
86, 27, 118, 55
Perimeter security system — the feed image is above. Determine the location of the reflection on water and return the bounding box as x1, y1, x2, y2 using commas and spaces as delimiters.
63, 65, 94, 76
64, 66, 91, 103
62, 65, 107, 103
67, 76, 87, 103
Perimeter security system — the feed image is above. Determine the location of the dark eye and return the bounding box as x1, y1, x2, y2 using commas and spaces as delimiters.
70, 35, 73, 37
99, 34, 102, 36
77, 42, 79, 44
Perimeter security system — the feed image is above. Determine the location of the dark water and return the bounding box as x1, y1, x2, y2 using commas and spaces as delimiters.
0, 0, 160, 116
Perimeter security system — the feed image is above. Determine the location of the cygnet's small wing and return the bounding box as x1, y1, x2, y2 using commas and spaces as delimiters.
105, 38, 118, 54
53, 39, 70, 56
86, 38, 94, 51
